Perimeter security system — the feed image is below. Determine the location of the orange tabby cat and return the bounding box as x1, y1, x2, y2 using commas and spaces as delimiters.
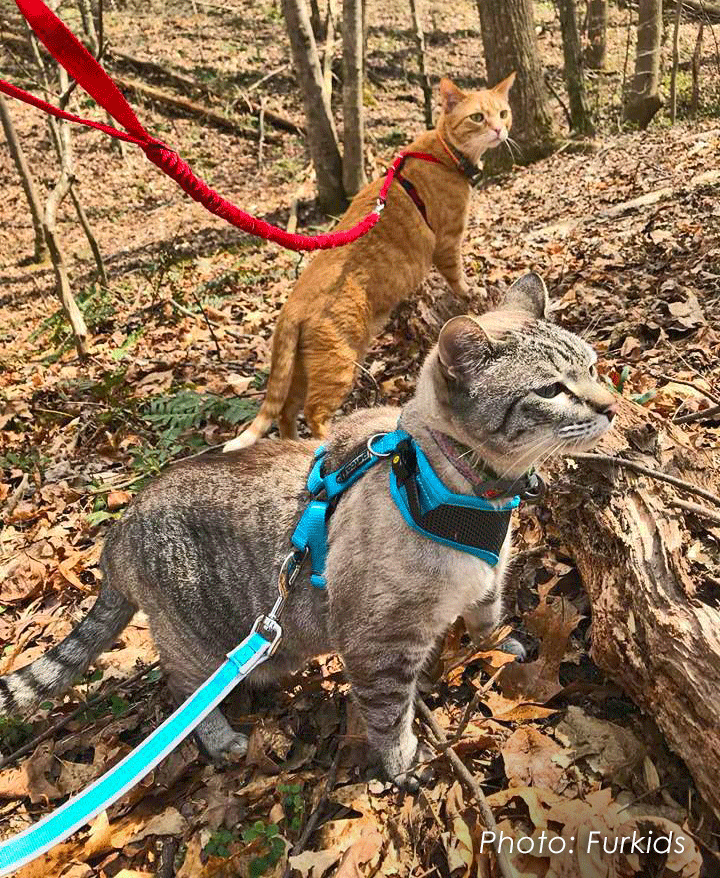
224, 73, 515, 449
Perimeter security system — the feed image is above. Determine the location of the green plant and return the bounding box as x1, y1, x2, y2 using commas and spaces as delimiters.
0, 716, 33, 752
279, 782, 305, 833
242, 821, 285, 877
204, 828, 236, 859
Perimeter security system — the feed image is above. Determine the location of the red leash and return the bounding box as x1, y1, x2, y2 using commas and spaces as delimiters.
1, 0, 442, 253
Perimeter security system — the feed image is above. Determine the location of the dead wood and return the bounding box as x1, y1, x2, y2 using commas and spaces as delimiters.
548, 396, 720, 819
111, 75, 282, 144
109, 47, 304, 135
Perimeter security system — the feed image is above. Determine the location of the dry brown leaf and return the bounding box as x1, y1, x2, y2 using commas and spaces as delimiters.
107, 491, 132, 511
288, 848, 341, 878
335, 828, 384, 878
554, 706, 645, 781
502, 727, 569, 793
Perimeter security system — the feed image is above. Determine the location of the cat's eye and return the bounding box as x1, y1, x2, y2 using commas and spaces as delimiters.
500, 109, 508, 119
470, 112, 485, 123
589, 364, 598, 379
535, 382, 565, 399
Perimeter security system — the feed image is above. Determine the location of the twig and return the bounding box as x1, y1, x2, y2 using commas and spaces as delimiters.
415, 699, 518, 878
674, 402, 720, 424
189, 288, 222, 360
4, 472, 30, 516
544, 73, 573, 131
0, 661, 160, 771
671, 498, 720, 526
571, 452, 720, 508
168, 297, 248, 341
257, 97, 265, 169
282, 721, 344, 877
654, 374, 720, 406
156, 835, 179, 878
248, 64, 288, 91
444, 666, 506, 747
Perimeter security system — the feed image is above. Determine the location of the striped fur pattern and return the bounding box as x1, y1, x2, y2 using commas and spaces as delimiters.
0, 274, 616, 787
223, 74, 516, 451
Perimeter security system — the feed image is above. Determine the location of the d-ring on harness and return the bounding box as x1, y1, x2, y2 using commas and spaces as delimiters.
0, 429, 541, 875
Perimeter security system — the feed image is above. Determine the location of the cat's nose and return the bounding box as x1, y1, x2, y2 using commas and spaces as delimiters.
494, 127, 503, 137
602, 402, 618, 421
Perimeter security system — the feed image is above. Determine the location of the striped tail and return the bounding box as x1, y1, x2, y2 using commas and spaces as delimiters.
0, 585, 135, 716
224, 312, 301, 451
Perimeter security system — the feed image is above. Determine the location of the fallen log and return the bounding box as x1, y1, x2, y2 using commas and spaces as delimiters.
111, 75, 281, 144
547, 396, 720, 818
109, 47, 305, 136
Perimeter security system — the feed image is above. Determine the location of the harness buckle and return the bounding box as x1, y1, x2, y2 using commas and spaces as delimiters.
374, 198, 385, 214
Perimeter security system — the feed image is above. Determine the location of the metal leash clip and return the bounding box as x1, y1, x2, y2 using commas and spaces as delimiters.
249, 547, 309, 655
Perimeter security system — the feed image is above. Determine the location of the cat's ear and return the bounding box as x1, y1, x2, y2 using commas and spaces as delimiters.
493, 71, 516, 99
439, 77, 466, 114
501, 272, 549, 319
438, 316, 493, 383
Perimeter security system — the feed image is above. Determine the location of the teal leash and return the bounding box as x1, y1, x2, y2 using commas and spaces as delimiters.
0, 600, 290, 876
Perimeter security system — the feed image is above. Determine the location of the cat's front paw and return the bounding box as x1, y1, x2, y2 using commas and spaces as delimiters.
198, 729, 249, 764
390, 740, 435, 792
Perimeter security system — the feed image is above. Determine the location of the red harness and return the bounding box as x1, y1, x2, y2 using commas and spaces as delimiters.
0, 0, 444, 253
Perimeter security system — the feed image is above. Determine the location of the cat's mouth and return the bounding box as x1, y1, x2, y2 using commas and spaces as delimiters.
557, 415, 614, 450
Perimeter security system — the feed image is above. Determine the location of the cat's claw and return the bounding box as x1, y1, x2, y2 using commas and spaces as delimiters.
500, 636, 527, 662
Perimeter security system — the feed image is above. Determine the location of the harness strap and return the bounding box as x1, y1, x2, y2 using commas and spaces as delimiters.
0, 0, 443, 253
394, 155, 436, 230
389, 439, 516, 565
0, 621, 280, 877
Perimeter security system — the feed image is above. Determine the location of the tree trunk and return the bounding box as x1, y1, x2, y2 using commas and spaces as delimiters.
281, 0, 347, 214
409, 0, 434, 129
476, 0, 558, 169
556, 0, 595, 135
624, 0, 664, 127
322, 0, 335, 110
549, 397, 720, 820
690, 21, 704, 117
342, 0, 367, 195
0, 95, 47, 263
669, 0, 682, 123
586, 0, 607, 69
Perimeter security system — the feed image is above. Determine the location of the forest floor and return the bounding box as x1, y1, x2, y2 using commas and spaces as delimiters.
1, 0, 720, 876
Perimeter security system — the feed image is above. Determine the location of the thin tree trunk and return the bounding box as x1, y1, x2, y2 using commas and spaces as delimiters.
690, 21, 704, 117
586, 0, 607, 68
322, 0, 335, 109
477, 0, 558, 168
342, 0, 366, 195
624, 0, 664, 127
556, 0, 595, 135
69, 185, 108, 285
0, 95, 47, 263
408, 0, 433, 129
281, 0, 347, 214
308, 0, 325, 41
669, 0, 683, 122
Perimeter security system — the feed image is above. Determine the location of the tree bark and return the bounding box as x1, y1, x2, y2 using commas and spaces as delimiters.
690, 21, 704, 117
556, 0, 595, 135
281, 0, 347, 214
409, 0, 434, 129
342, 0, 367, 195
476, 0, 558, 168
549, 397, 720, 820
0, 94, 47, 263
624, 0, 664, 127
586, 0, 607, 69
669, 0, 682, 122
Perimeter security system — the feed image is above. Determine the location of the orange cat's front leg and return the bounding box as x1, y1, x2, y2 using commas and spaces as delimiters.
433, 242, 470, 299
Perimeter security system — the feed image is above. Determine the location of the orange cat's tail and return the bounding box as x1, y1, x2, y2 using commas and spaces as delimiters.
223, 313, 300, 451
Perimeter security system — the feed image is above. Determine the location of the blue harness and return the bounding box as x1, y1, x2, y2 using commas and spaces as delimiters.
290, 428, 527, 587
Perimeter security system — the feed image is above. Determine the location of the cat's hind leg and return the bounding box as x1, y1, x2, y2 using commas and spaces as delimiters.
278, 367, 307, 440
303, 351, 357, 439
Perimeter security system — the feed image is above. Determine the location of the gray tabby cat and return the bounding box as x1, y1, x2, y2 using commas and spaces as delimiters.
0, 273, 616, 788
